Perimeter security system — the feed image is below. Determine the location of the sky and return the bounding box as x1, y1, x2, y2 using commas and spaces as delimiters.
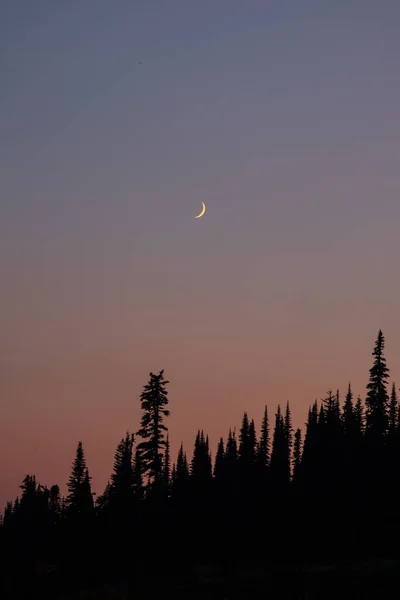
1, 0, 400, 510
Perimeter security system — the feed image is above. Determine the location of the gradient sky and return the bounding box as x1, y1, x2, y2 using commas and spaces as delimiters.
1, 1, 400, 510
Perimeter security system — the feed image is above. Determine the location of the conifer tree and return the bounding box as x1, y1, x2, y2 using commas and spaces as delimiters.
3, 502, 12, 527
388, 382, 398, 435
214, 437, 225, 480
13, 497, 20, 515
81, 470, 94, 515
238, 412, 250, 463
172, 443, 190, 502
66, 442, 94, 518
365, 330, 390, 443
284, 402, 293, 478
136, 370, 170, 495
257, 405, 270, 469
301, 401, 320, 494
224, 428, 238, 501
96, 481, 112, 511
270, 405, 289, 492
355, 396, 364, 434
292, 428, 302, 483
133, 448, 144, 501
191, 430, 212, 486
109, 432, 135, 515
342, 383, 357, 437
163, 434, 171, 497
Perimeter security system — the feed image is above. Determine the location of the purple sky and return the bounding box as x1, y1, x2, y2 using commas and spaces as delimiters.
1, 0, 400, 510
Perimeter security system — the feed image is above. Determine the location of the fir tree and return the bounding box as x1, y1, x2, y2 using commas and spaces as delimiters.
365, 330, 390, 443
342, 383, 357, 437
238, 412, 250, 464
109, 432, 135, 515
355, 396, 364, 434
214, 437, 225, 480
284, 402, 293, 479
191, 430, 212, 486
292, 428, 302, 483
388, 382, 398, 435
66, 442, 94, 517
133, 447, 144, 501
257, 405, 270, 469
163, 434, 171, 497
136, 370, 170, 495
270, 405, 289, 493
3, 502, 12, 527
172, 443, 190, 502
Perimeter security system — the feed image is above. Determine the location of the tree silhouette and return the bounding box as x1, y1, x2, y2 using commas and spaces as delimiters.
109, 432, 135, 519
365, 329, 390, 443
292, 428, 302, 484
3, 329, 400, 597
162, 434, 171, 498
66, 441, 94, 518
136, 370, 170, 498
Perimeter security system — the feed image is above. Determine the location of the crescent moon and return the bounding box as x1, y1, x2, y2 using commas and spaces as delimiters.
194, 202, 206, 219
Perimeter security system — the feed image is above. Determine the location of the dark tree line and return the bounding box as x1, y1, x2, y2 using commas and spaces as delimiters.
1, 332, 400, 596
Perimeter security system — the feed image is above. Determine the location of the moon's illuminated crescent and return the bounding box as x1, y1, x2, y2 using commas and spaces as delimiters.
194, 202, 206, 219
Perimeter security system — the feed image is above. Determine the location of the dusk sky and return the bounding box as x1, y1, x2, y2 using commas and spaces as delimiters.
1, 1, 400, 510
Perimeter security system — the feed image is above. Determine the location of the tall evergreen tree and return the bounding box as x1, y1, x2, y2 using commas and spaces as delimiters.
257, 405, 270, 469
238, 412, 250, 464
214, 437, 225, 480
388, 382, 398, 435
163, 434, 171, 497
284, 402, 293, 479
133, 448, 144, 501
355, 396, 364, 435
136, 370, 170, 496
270, 405, 289, 493
66, 442, 94, 518
342, 383, 357, 437
191, 430, 212, 486
292, 428, 302, 483
171, 443, 190, 503
109, 432, 135, 516
3, 502, 12, 527
365, 330, 390, 443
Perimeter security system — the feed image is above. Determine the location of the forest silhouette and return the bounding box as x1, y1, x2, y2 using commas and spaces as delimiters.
2, 330, 400, 599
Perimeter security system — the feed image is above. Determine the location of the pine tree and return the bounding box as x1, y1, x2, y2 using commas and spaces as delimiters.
355, 396, 364, 434
133, 447, 144, 501
365, 330, 390, 444
163, 434, 171, 497
224, 428, 238, 498
66, 441, 94, 518
3, 502, 12, 527
301, 401, 320, 495
270, 405, 289, 493
257, 405, 270, 470
109, 432, 135, 516
136, 370, 170, 496
388, 382, 398, 435
342, 383, 357, 437
191, 430, 212, 487
238, 412, 250, 464
238, 413, 257, 492
81, 469, 95, 515
172, 443, 190, 503
284, 402, 293, 479
214, 437, 225, 480
13, 497, 20, 515
292, 428, 302, 483
96, 481, 112, 511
